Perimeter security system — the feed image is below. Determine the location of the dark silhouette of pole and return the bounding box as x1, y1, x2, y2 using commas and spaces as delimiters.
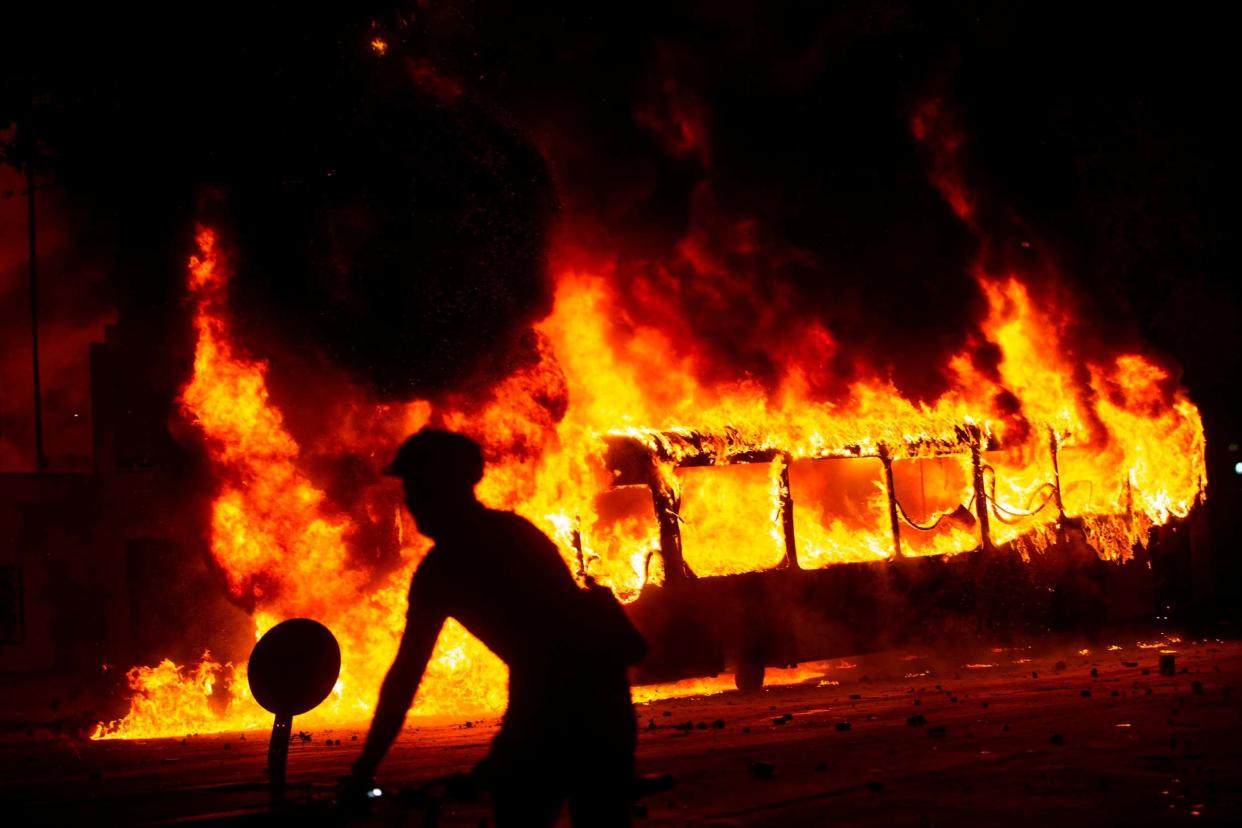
776, 453, 799, 570
969, 427, 994, 553
24, 114, 47, 472
878, 444, 903, 559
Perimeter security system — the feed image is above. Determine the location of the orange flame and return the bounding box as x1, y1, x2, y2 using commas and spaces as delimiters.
94, 230, 508, 738
94, 220, 1205, 739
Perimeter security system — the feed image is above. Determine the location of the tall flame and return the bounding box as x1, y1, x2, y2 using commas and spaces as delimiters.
94, 230, 509, 738
94, 221, 1204, 739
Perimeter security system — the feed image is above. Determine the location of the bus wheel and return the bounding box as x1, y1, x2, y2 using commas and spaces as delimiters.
735, 660, 765, 693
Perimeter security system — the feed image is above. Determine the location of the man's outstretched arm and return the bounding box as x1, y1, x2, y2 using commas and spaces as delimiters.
351, 604, 444, 780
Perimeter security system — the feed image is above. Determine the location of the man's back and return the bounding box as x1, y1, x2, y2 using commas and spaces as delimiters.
408, 506, 584, 672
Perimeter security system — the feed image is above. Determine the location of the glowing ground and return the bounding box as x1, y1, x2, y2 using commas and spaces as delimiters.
6, 634, 1241, 826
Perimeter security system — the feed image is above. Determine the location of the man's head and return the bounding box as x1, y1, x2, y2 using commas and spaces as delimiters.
383, 429, 484, 538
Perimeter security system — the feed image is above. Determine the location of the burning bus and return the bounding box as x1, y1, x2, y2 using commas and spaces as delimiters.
585, 421, 1201, 690
84, 223, 1206, 740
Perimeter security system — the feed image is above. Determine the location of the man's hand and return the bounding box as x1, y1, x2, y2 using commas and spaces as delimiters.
351, 604, 444, 784
336, 769, 379, 817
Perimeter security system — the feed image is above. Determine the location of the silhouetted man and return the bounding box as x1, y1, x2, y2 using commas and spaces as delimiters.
349, 429, 646, 826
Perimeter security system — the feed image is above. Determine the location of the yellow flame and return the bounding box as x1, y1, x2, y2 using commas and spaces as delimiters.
96, 231, 1206, 739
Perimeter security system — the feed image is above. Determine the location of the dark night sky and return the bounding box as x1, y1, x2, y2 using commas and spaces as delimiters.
1, 1, 1237, 483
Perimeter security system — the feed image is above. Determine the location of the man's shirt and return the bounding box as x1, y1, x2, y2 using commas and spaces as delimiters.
408, 506, 587, 675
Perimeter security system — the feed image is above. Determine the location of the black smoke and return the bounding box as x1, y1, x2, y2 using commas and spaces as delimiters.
4, 1, 1237, 428
219, 77, 558, 399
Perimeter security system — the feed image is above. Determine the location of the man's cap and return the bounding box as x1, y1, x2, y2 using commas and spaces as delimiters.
383, 429, 485, 489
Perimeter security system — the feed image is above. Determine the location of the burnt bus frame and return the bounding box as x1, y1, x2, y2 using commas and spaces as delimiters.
571, 424, 1097, 690
582, 422, 1077, 580
585, 423, 1190, 689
